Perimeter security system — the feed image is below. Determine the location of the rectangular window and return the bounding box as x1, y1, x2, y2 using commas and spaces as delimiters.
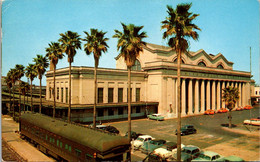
49, 87, 52, 99
118, 88, 123, 103
69, 146, 72, 152
256, 91, 258, 95
60, 141, 63, 148
108, 108, 114, 116
98, 88, 104, 103
61, 88, 63, 102
57, 139, 59, 147
97, 109, 104, 117
46, 135, 48, 140
66, 88, 68, 103
57, 87, 59, 100
108, 88, 114, 103
136, 88, 140, 102
118, 108, 123, 115
65, 144, 68, 150
136, 107, 141, 113
75, 149, 82, 157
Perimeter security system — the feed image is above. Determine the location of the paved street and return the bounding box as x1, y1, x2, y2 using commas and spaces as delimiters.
109, 105, 260, 161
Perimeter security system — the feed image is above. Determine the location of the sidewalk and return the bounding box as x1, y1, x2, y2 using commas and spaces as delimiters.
2, 115, 55, 162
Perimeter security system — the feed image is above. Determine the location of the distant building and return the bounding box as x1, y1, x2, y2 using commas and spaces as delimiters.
252, 86, 260, 104
46, 43, 252, 122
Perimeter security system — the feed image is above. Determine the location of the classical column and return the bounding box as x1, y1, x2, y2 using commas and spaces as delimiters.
238, 82, 242, 106
235, 82, 238, 107
104, 82, 108, 103
181, 79, 186, 116
188, 79, 193, 115
216, 81, 221, 110
212, 80, 216, 110
114, 82, 118, 103
200, 80, 205, 113
194, 79, 199, 114
206, 80, 211, 110
221, 81, 225, 108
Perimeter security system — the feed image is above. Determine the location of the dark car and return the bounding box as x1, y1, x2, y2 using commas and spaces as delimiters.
96, 125, 120, 134
181, 145, 201, 159
161, 141, 177, 151
125, 131, 143, 140
175, 125, 197, 136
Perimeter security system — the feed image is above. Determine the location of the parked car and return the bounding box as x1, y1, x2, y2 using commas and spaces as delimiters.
169, 152, 192, 162
192, 151, 222, 161
244, 105, 253, 110
216, 155, 245, 162
181, 145, 201, 159
95, 125, 120, 134
147, 114, 164, 121
176, 125, 197, 136
132, 135, 154, 150
204, 109, 215, 115
153, 142, 177, 158
234, 106, 243, 111
141, 139, 166, 154
125, 131, 143, 140
243, 118, 260, 126
217, 108, 228, 113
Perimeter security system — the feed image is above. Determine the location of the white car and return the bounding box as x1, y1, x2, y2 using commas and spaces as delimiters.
153, 143, 185, 159
243, 118, 260, 126
131, 135, 154, 150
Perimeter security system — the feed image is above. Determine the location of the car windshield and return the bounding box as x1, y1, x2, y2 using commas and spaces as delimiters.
199, 154, 211, 160
137, 137, 144, 141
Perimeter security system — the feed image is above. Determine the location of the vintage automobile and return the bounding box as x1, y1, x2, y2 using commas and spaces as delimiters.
141, 139, 166, 154
132, 135, 154, 150
96, 125, 120, 134
216, 155, 245, 162
244, 105, 253, 110
153, 142, 177, 158
181, 145, 201, 159
192, 151, 222, 161
243, 118, 260, 126
169, 152, 192, 162
217, 108, 229, 113
147, 114, 164, 121
176, 125, 197, 136
204, 109, 215, 115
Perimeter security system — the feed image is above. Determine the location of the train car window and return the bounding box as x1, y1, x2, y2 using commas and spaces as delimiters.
75, 149, 82, 157
65, 144, 68, 150
69, 146, 72, 152
60, 142, 63, 148
46, 135, 48, 140
50, 137, 52, 143
57, 140, 60, 147
85, 153, 93, 160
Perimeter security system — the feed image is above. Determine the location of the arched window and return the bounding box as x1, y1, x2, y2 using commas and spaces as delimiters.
131, 60, 141, 71
198, 61, 206, 67
217, 64, 224, 69
173, 58, 185, 64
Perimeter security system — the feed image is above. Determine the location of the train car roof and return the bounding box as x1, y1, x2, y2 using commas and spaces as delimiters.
20, 112, 129, 153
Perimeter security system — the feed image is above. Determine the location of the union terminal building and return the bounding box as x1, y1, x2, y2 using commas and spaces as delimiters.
46, 43, 252, 123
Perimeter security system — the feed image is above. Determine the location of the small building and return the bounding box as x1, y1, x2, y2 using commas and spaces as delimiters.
45, 43, 252, 122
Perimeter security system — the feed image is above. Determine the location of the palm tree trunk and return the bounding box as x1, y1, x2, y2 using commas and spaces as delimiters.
127, 67, 132, 161
177, 50, 182, 161
68, 62, 71, 123
31, 80, 33, 112
24, 93, 26, 113
19, 81, 21, 116
53, 67, 56, 118
12, 85, 15, 118
39, 78, 42, 114
93, 63, 97, 128
228, 109, 232, 128
27, 78, 29, 111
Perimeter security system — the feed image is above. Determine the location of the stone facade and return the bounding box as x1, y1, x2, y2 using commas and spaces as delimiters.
46, 43, 252, 120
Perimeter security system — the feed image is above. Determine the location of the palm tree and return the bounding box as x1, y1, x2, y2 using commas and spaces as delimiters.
15, 64, 25, 116
7, 69, 16, 117
25, 64, 37, 112
46, 42, 64, 118
33, 55, 49, 114
113, 23, 147, 160
82, 28, 109, 128
20, 82, 30, 112
222, 86, 239, 128
161, 3, 200, 160
59, 31, 81, 123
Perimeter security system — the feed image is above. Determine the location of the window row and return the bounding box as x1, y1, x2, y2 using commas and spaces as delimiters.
97, 106, 141, 117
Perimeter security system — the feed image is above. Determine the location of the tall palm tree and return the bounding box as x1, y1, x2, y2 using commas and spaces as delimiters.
33, 55, 49, 114
82, 28, 109, 128
25, 64, 37, 112
7, 69, 16, 117
59, 31, 81, 123
161, 3, 200, 160
14, 64, 25, 116
222, 86, 239, 128
20, 82, 30, 112
113, 23, 147, 160
46, 42, 64, 118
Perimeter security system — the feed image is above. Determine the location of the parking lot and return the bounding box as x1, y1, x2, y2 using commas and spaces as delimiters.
108, 105, 260, 161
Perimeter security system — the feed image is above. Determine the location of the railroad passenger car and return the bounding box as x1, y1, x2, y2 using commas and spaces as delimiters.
20, 112, 129, 161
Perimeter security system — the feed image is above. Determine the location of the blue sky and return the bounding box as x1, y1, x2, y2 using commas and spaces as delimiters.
2, 0, 259, 86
